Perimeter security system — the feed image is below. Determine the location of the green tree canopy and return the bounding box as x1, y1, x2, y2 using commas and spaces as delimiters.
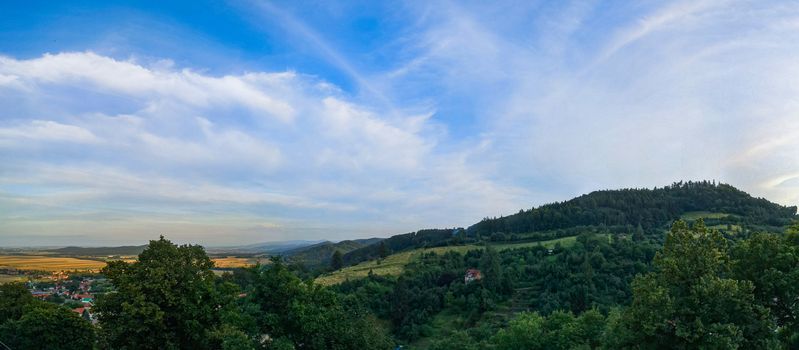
0, 282, 34, 324
0, 283, 95, 350
95, 236, 241, 350
490, 309, 605, 350
331, 250, 343, 270
612, 220, 775, 349
247, 257, 393, 350
732, 231, 799, 346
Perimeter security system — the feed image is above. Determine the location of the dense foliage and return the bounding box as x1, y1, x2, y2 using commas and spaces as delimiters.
0, 282, 95, 349
89, 237, 391, 350
608, 220, 777, 348
331, 220, 799, 348
239, 257, 393, 349
334, 228, 657, 343
94, 237, 230, 350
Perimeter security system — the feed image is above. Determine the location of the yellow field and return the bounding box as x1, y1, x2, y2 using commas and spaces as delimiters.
315, 236, 584, 286
0, 274, 26, 283
0, 255, 106, 272
0, 253, 262, 273
212, 256, 262, 268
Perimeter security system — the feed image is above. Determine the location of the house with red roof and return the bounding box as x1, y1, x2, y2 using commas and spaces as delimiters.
464, 269, 482, 283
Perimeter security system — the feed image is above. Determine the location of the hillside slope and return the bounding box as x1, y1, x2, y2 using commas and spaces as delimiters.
316, 235, 584, 285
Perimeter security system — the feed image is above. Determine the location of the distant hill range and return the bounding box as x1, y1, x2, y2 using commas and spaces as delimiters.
342, 181, 797, 265
46, 245, 147, 256
208, 240, 326, 255
46, 240, 328, 257
281, 238, 383, 267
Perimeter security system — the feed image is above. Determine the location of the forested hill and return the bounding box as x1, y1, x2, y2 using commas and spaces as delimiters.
468, 181, 797, 236
344, 181, 796, 265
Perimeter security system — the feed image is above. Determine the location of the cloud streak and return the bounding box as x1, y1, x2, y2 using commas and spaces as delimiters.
383, 0, 799, 204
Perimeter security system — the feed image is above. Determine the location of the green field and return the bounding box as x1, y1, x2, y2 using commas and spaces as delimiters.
680, 211, 730, 220
315, 247, 447, 286
315, 235, 584, 286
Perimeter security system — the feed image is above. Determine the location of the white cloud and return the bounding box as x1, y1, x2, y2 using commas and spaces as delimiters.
0, 52, 296, 121
0, 51, 525, 244
0, 120, 100, 144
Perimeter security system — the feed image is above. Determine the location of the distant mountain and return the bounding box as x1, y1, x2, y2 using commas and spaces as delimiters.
43, 240, 326, 257
46, 245, 146, 256
282, 238, 383, 266
343, 181, 797, 266
208, 240, 326, 255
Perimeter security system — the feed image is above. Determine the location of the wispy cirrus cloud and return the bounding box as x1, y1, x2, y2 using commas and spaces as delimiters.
378, 0, 799, 205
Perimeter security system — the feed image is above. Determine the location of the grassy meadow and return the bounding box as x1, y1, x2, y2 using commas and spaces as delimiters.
680, 211, 730, 220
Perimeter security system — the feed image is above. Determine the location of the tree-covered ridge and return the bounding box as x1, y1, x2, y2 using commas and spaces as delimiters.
469, 181, 797, 236
342, 181, 796, 268
281, 238, 382, 267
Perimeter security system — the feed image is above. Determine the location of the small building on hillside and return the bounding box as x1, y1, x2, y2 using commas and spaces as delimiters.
464, 269, 482, 283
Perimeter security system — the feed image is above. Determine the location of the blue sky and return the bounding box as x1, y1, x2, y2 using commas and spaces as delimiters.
1, 0, 798, 246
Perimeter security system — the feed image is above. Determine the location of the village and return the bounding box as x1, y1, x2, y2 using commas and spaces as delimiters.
25, 271, 109, 324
